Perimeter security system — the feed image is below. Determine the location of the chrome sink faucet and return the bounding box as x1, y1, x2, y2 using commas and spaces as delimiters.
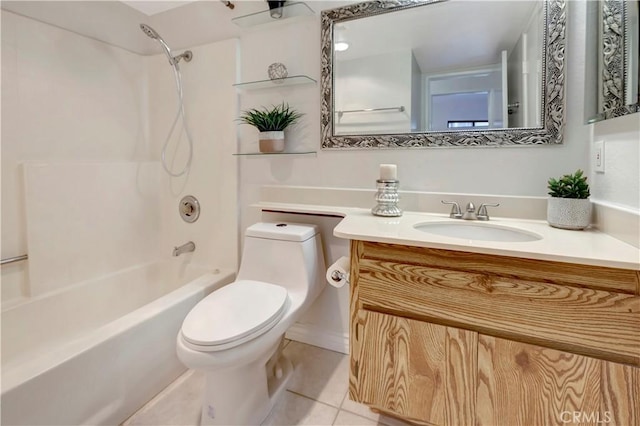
441, 201, 500, 221
462, 202, 478, 220
173, 241, 195, 256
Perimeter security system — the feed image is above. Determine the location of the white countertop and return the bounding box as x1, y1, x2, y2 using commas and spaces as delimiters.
257, 202, 640, 270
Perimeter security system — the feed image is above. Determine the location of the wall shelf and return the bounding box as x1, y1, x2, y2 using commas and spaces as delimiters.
232, 2, 315, 28
233, 151, 317, 157
233, 75, 316, 91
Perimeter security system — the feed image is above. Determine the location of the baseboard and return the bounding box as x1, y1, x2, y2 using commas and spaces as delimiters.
285, 322, 349, 355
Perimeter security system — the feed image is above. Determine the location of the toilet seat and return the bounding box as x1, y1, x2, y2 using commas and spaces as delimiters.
181, 280, 289, 352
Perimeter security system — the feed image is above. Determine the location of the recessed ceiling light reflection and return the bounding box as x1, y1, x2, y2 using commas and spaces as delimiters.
334, 42, 349, 52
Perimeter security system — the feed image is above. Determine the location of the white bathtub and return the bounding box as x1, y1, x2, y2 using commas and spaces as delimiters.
1, 260, 235, 425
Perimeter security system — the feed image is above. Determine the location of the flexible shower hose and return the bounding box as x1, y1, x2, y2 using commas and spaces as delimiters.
161, 61, 194, 177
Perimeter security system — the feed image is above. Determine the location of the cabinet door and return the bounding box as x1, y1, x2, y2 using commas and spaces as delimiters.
352, 310, 477, 425
477, 335, 640, 426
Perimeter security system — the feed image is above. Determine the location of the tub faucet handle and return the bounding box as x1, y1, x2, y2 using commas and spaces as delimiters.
441, 200, 462, 219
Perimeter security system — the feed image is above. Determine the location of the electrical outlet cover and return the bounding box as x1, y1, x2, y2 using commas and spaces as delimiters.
594, 140, 605, 173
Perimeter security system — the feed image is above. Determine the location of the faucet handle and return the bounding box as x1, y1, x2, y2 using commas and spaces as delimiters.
441, 200, 462, 219
477, 203, 500, 221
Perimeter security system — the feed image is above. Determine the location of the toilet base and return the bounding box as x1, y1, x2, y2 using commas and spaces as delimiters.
199, 342, 294, 425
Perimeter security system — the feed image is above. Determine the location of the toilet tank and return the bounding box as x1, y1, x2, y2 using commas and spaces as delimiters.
236, 223, 325, 297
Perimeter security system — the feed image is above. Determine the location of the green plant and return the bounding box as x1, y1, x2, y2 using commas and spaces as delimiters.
547, 169, 590, 199
237, 103, 303, 132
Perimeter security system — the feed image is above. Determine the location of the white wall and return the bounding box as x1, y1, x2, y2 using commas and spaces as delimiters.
237, 1, 595, 351
591, 113, 640, 210
238, 0, 591, 211
508, 2, 543, 128
335, 49, 414, 134
411, 54, 423, 131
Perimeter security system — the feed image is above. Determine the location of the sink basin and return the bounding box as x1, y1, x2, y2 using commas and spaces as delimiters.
413, 221, 542, 243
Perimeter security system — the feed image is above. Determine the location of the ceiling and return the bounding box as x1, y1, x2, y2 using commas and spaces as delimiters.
335, 0, 541, 74
1, 0, 357, 56
122, 1, 197, 16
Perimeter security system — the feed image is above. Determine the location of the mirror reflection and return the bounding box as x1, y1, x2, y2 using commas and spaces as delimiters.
332, 0, 543, 136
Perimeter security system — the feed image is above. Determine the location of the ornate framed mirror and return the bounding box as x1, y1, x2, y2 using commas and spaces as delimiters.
585, 0, 640, 123
320, 0, 567, 149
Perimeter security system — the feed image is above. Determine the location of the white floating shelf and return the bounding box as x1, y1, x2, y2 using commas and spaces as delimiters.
233, 75, 316, 91
232, 2, 315, 28
232, 151, 317, 157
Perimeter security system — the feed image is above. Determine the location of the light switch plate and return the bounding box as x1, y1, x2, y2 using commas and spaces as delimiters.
594, 140, 605, 173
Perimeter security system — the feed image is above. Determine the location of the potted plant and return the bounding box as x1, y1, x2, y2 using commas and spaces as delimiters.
238, 103, 303, 153
547, 169, 591, 230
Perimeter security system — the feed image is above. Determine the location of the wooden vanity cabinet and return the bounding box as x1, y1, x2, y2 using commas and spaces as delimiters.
349, 241, 640, 426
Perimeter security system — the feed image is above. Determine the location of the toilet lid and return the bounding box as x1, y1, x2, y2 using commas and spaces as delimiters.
181, 280, 288, 348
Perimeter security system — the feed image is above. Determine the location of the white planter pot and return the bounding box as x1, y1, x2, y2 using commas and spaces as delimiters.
547, 197, 591, 230
259, 131, 285, 153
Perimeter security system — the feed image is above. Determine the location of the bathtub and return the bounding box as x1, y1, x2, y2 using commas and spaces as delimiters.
1, 260, 235, 425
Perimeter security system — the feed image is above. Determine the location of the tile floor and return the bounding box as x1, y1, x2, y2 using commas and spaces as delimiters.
123, 340, 410, 426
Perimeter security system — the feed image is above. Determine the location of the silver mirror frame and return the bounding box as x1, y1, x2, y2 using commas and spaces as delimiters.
590, 0, 640, 122
320, 0, 567, 149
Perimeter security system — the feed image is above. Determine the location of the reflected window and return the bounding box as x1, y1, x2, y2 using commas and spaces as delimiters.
430, 91, 490, 131
447, 120, 490, 129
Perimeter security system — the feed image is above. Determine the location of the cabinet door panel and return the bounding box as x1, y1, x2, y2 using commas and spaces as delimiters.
601, 362, 640, 425
478, 335, 630, 426
354, 310, 476, 425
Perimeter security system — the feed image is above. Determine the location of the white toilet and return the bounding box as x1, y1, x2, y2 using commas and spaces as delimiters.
176, 222, 326, 425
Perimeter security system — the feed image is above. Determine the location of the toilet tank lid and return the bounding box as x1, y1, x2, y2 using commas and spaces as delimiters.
246, 222, 319, 242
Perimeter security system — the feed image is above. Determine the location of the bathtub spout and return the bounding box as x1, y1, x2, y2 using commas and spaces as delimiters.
173, 241, 195, 257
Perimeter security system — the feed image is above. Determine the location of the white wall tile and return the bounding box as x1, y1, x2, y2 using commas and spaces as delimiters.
148, 38, 239, 271
23, 162, 161, 296
1, 11, 150, 303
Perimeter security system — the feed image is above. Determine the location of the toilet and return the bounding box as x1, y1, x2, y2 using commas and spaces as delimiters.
176, 222, 326, 425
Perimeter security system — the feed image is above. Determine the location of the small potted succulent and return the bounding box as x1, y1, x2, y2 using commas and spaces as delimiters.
547, 169, 591, 230
238, 103, 303, 153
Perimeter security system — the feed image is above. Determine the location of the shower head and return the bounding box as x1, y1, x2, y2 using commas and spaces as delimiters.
140, 23, 177, 65
140, 23, 160, 40
139, 23, 192, 66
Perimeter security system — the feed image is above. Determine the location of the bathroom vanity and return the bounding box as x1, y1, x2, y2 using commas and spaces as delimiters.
326, 206, 640, 426
347, 240, 639, 425
257, 197, 640, 426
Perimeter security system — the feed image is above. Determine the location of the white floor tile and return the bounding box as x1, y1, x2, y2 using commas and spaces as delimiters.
261, 391, 338, 426
122, 369, 204, 426
340, 395, 412, 426
333, 410, 383, 426
283, 341, 349, 407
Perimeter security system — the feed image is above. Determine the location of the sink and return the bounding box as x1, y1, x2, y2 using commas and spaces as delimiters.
413, 221, 542, 243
